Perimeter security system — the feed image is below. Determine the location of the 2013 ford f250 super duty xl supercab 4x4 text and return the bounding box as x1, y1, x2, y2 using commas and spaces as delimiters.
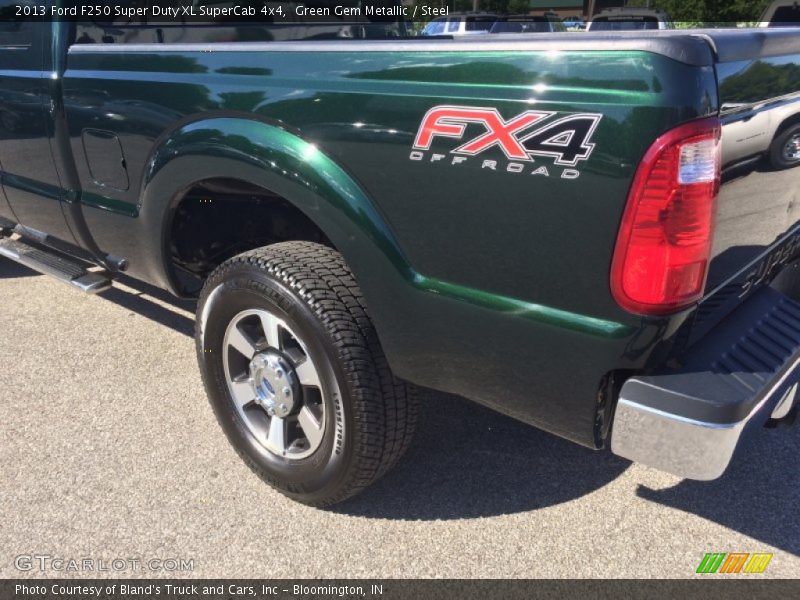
0, 6, 799, 505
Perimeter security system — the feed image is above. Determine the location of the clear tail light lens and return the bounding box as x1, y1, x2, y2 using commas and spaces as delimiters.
610, 117, 721, 315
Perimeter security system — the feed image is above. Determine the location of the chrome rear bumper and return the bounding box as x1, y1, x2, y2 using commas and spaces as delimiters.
611, 288, 800, 480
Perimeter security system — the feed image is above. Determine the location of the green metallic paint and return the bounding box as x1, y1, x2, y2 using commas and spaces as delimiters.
143, 116, 634, 339
141, 116, 415, 283
80, 190, 139, 218
0, 20, 791, 454
51, 40, 719, 446
413, 274, 634, 339
1, 173, 62, 203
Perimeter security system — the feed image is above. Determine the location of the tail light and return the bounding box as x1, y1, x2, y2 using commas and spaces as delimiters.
611, 117, 721, 315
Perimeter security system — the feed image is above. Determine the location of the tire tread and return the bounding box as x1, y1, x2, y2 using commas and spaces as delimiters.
198, 241, 418, 506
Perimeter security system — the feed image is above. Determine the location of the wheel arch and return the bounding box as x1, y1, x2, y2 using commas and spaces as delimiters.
774, 110, 800, 139
137, 115, 414, 305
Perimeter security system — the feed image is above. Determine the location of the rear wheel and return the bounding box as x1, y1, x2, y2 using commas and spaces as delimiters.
769, 123, 800, 170
196, 241, 417, 506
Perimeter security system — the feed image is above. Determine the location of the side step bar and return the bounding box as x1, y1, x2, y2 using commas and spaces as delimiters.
0, 237, 112, 294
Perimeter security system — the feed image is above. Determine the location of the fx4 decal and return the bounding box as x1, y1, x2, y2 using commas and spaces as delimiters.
410, 105, 602, 176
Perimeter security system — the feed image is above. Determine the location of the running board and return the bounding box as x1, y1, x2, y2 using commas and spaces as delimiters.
0, 237, 112, 294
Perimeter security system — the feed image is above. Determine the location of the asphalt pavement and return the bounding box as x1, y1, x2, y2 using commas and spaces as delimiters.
1, 259, 798, 578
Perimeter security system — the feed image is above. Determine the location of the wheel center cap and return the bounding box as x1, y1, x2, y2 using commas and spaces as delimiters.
249, 351, 297, 418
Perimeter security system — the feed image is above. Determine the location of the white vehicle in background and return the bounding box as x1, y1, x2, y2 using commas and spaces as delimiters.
759, 0, 800, 26
587, 7, 672, 31
721, 100, 800, 169
421, 12, 498, 36
489, 14, 567, 34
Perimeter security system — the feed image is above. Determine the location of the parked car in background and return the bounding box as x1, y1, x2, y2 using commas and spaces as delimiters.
587, 8, 672, 31
760, 0, 800, 26
562, 16, 586, 31
421, 13, 498, 36
721, 100, 800, 169
490, 14, 567, 33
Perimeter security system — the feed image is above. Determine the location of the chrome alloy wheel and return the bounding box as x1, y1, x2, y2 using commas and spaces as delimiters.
222, 309, 329, 460
783, 133, 800, 162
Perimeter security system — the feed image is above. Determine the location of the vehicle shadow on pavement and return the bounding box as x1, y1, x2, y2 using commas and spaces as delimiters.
636, 426, 800, 557
0, 260, 197, 336
0, 263, 631, 519
332, 390, 631, 520
97, 275, 197, 337
11, 260, 796, 545
0, 259, 40, 279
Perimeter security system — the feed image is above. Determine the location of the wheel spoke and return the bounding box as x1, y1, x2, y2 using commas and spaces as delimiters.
259, 312, 283, 350
227, 326, 257, 359
297, 406, 323, 449
295, 358, 321, 389
265, 417, 286, 455
230, 379, 255, 409
223, 308, 329, 461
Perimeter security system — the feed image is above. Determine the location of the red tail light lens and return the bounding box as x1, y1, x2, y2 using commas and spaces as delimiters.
611, 117, 721, 315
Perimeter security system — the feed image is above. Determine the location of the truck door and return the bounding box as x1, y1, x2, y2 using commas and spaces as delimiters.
0, 1, 74, 241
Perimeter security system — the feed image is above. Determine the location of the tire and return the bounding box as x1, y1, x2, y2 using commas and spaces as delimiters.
195, 241, 417, 506
769, 123, 800, 170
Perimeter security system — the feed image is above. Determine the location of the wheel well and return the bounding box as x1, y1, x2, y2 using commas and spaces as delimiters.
168, 178, 333, 295
775, 112, 800, 139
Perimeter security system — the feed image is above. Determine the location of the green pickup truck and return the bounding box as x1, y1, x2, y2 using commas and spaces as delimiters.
1, 7, 799, 506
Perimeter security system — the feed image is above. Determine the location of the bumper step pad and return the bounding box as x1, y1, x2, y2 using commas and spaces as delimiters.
612, 287, 800, 480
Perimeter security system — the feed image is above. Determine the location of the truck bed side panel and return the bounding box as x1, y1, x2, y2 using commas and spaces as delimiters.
61, 42, 716, 446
